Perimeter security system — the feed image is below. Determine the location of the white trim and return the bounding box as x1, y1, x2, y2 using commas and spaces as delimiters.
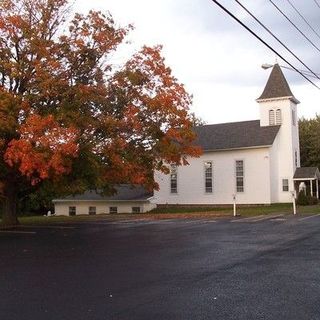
256, 96, 300, 104
202, 145, 272, 152
52, 199, 152, 203
293, 178, 317, 181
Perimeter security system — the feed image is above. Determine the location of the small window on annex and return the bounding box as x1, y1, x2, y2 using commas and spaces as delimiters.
132, 207, 141, 214
109, 207, 118, 214
204, 161, 213, 193
269, 110, 275, 125
236, 160, 244, 193
69, 206, 76, 216
282, 179, 289, 192
276, 109, 282, 125
88, 206, 96, 215
170, 164, 178, 194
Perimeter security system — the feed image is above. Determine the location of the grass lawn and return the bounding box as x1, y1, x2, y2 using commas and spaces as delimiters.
151, 203, 320, 217
1, 203, 320, 226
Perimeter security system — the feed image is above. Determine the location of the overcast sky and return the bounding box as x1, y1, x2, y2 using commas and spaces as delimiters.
74, 0, 320, 124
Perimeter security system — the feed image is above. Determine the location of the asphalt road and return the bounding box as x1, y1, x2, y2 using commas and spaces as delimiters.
1, 214, 320, 320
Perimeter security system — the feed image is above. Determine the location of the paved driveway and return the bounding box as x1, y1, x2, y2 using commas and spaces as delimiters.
1, 214, 320, 319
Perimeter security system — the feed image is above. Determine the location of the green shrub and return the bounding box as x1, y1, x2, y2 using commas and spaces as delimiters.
307, 196, 319, 205
297, 191, 308, 205
297, 191, 319, 206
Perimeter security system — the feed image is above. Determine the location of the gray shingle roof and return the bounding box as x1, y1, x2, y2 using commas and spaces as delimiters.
193, 120, 280, 151
54, 184, 153, 202
257, 64, 298, 102
294, 167, 320, 179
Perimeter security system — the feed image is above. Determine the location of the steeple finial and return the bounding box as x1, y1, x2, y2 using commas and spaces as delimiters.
257, 64, 299, 103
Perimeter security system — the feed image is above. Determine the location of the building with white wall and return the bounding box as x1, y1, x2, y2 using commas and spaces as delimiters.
53, 184, 156, 216
53, 64, 319, 215
154, 64, 319, 205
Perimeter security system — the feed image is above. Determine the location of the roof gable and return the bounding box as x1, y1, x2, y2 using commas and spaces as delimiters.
294, 167, 320, 179
194, 120, 280, 151
257, 64, 298, 102
53, 184, 153, 202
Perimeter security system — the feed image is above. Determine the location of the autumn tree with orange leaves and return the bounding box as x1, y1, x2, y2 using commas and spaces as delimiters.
0, 0, 202, 226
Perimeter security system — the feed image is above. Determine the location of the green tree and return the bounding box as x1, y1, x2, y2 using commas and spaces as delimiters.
299, 115, 320, 169
0, 0, 201, 226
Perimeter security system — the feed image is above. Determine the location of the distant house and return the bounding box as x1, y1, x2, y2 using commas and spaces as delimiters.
53, 184, 155, 216
154, 64, 320, 205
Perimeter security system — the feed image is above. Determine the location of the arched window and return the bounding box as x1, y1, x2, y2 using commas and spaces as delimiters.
269, 110, 275, 125
276, 109, 282, 125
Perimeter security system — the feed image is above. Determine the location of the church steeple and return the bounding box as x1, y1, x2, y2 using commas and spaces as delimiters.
257, 64, 299, 104
256, 62, 301, 203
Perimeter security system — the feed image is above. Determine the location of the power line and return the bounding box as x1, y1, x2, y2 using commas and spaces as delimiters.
314, 0, 320, 9
268, 0, 320, 54
285, 0, 320, 41
280, 65, 320, 79
234, 0, 320, 81
209, 0, 320, 89
265, 63, 320, 78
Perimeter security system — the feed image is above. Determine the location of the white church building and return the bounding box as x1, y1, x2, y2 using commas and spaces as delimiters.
154, 64, 320, 205
53, 64, 320, 215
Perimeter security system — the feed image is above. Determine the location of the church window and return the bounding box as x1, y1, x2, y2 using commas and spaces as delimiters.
276, 109, 282, 125
269, 110, 275, 125
204, 161, 213, 193
236, 160, 244, 193
282, 179, 289, 192
170, 164, 178, 194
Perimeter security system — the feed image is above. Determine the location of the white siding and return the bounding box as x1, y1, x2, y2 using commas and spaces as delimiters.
154, 148, 271, 205
269, 139, 279, 203
54, 201, 156, 216
259, 98, 300, 202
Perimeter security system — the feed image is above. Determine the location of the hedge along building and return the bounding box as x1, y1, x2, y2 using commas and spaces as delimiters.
154, 64, 319, 205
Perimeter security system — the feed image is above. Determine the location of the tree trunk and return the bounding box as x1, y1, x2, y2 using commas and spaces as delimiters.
1, 183, 19, 227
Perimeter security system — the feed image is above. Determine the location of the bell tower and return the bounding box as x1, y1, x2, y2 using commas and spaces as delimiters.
256, 64, 300, 201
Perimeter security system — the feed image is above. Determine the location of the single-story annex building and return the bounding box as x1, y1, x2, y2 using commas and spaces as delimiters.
53, 184, 156, 216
